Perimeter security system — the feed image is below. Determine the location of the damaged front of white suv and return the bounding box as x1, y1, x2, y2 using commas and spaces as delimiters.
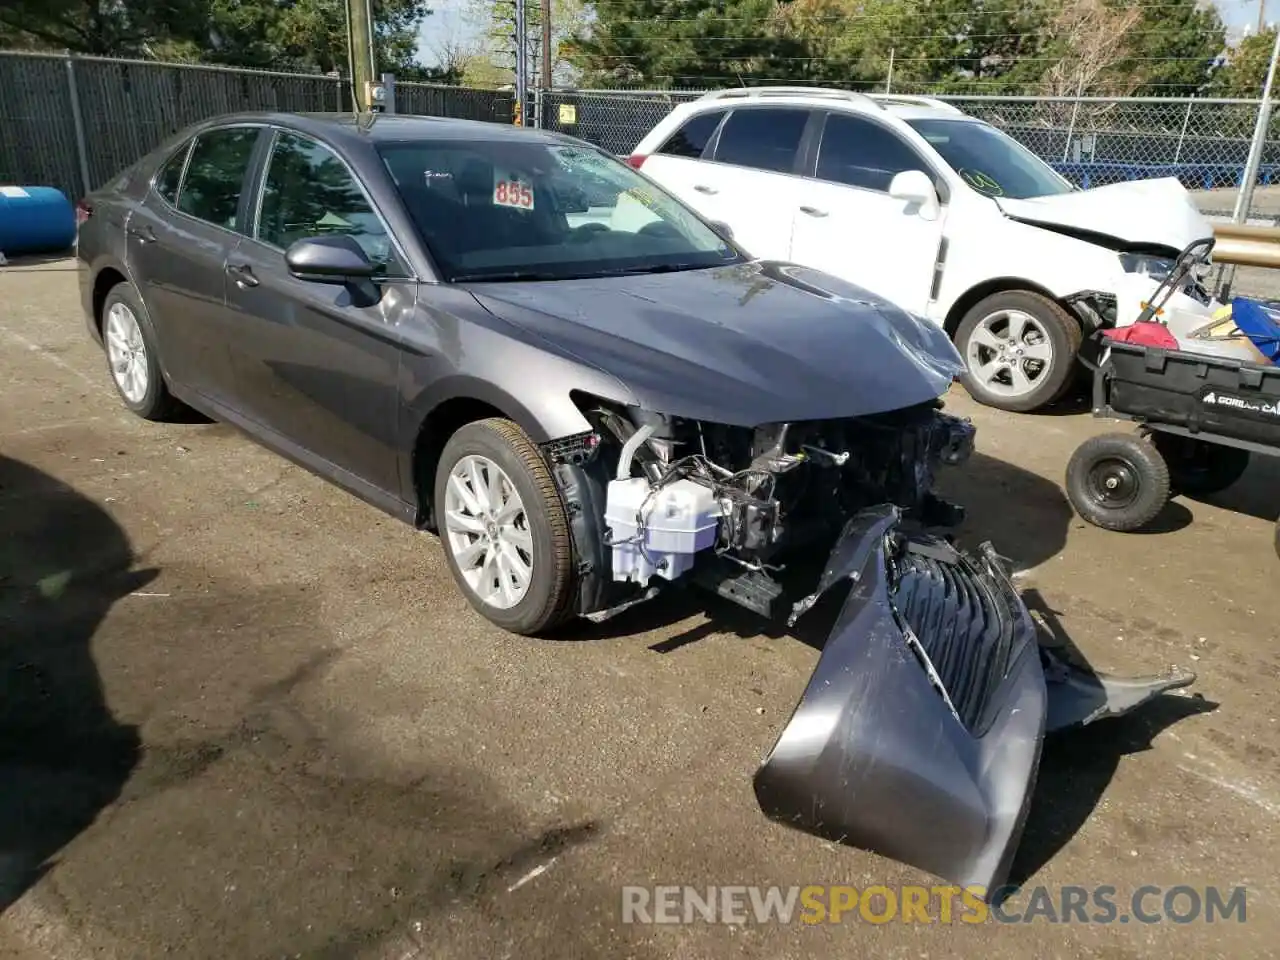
470, 260, 1196, 896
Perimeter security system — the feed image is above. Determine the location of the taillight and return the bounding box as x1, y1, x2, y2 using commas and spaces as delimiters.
625, 154, 648, 170
1102, 321, 1178, 350
75, 199, 93, 225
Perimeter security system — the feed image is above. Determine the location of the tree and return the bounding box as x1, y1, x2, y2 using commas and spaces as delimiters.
1118, 0, 1225, 95
770, 0, 896, 88
1208, 27, 1278, 98
0, 0, 201, 56
566, 0, 808, 88
465, 0, 589, 87
869, 0, 1051, 94
0, 0, 434, 77
1037, 0, 1141, 96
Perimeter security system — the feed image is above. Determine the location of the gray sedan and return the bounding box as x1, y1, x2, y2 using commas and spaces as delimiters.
76, 111, 1191, 897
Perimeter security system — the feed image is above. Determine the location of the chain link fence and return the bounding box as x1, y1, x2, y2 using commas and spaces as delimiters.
4, 44, 1280, 230
0, 51, 513, 202
537, 88, 1280, 224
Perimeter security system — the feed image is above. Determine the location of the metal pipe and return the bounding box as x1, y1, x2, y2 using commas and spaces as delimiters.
515, 0, 527, 125
1174, 99, 1193, 164
1219, 26, 1280, 298
1212, 222, 1280, 268
381, 71, 396, 114
64, 56, 91, 196
1062, 77, 1084, 163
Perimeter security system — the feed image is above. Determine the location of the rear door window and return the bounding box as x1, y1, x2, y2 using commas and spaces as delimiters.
657, 110, 725, 159
712, 108, 810, 174
176, 127, 261, 231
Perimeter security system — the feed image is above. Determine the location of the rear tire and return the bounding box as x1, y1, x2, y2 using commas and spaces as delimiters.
433, 418, 576, 636
1148, 432, 1251, 496
956, 290, 1082, 413
99, 281, 183, 422
1066, 432, 1171, 532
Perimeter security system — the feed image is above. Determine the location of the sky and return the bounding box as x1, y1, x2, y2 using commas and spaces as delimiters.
415, 0, 1277, 70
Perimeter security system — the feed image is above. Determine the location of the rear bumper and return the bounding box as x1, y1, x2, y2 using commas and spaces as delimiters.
754, 505, 1193, 896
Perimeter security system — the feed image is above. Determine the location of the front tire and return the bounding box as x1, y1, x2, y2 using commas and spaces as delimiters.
100, 281, 182, 421
956, 290, 1082, 413
1148, 432, 1251, 496
433, 418, 576, 636
1066, 432, 1171, 532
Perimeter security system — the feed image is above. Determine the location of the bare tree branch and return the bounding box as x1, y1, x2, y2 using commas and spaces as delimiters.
1040, 0, 1142, 98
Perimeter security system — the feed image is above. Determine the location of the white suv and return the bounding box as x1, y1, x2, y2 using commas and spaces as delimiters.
630, 87, 1219, 412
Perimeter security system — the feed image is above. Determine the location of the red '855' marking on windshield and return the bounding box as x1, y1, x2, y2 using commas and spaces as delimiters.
494, 179, 534, 210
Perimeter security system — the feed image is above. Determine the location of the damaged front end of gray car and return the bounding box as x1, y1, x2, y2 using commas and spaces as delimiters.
543, 393, 1195, 897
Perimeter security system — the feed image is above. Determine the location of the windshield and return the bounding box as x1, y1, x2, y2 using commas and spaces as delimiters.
376, 138, 742, 281
906, 119, 1073, 201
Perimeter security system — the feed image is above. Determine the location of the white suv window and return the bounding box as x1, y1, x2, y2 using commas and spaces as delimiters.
712, 108, 809, 174
816, 114, 924, 192
657, 110, 725, 160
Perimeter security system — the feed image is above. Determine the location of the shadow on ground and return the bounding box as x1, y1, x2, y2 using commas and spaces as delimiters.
0, 454, 146, 910
1007, 588, 1217, 890
1182, 454, 1280, 524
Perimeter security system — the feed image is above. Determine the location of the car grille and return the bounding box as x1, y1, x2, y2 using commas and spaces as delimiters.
889, 542, 1021, 735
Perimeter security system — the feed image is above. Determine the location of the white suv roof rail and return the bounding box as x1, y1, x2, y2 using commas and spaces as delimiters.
695, 86, 885, 109
864, 93, 965, 114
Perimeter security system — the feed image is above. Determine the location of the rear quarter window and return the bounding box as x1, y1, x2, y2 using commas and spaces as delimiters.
657, 110, 725, 159
154, 140, 192, 205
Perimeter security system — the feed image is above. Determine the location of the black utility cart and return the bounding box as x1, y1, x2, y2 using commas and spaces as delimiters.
1065, 241, 1280, 557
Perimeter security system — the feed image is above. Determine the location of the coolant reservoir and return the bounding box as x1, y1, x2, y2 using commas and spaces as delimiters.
605, 477, 720, 584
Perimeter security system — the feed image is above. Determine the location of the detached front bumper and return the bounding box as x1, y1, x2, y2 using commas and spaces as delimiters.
754, 505, 1194, 895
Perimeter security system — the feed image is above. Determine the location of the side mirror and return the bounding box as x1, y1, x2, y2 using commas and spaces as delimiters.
888, 170, 941, 221
710, 220, 734, 241
285, 234, 377, 283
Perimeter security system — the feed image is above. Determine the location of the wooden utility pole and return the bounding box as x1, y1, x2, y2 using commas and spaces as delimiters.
347, 0, 376, 111
541, 0, 552, 91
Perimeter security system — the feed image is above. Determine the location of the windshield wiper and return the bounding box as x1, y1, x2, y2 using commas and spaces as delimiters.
603, 262, 715, 276
451, 270, 563, 282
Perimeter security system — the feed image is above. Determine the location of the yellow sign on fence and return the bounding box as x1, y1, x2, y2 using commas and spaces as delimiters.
558, 103, 577, 125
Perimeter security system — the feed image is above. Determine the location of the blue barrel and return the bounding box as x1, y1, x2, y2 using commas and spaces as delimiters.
0, 186, 77, 256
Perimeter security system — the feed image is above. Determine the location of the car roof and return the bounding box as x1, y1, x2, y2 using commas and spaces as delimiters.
675, 89, 977, 124
189, 110, 590, 147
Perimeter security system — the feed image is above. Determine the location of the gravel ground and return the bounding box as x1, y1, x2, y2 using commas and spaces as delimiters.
0, 257, 1277, 959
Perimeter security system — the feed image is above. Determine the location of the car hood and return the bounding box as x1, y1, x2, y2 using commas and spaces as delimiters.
995, 177, 1213, 250
463, 260, 963, 426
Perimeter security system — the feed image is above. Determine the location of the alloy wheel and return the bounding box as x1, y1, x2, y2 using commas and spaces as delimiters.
442, 454, 534, 610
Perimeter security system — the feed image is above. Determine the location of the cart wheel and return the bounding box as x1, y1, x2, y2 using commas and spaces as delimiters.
1147, 432, 1251, 497
1066, 432, 1171, 532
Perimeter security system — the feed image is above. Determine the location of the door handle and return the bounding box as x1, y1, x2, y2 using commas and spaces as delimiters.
226, 262, 259, 288
127, 225, 156, 243
693, 184, 718, 195
799, 205, 828, 218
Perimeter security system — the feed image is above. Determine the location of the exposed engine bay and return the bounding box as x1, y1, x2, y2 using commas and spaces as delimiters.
571, 398, 976, 618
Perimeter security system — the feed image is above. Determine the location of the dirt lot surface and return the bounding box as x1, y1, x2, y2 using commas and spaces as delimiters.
1, 257, 1277, 959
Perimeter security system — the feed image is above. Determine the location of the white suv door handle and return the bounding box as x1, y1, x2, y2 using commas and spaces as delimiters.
799, 205, 828, 218
693, 184, 718, 195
